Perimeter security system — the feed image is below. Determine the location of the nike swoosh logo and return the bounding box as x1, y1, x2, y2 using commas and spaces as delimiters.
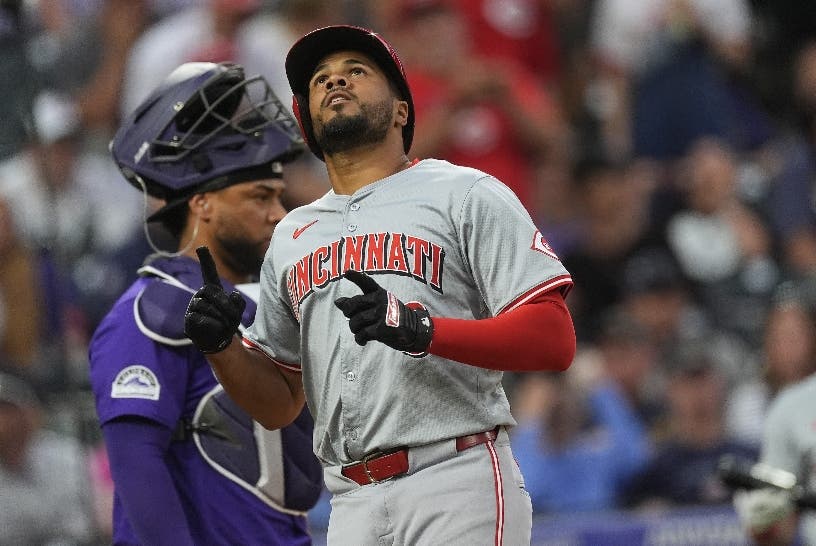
293, 219, 319, 239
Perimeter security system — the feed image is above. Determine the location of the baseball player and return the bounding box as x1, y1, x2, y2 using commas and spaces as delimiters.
185, 25, 576, 545
733, 373, 816, 544
88, 61, 323, 545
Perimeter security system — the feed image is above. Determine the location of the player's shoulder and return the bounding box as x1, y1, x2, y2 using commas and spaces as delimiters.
133, 255, 254, 346
133, 256, 201, 346
405, 158, 502, 197
412, 158, 491, 183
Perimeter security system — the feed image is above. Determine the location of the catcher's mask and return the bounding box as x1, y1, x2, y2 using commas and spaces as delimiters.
285, 25, 414, 161
110, 61, 305, 222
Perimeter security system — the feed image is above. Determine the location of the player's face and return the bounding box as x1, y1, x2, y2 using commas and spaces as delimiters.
208, 179, 287, 277
308, 50, 400, 155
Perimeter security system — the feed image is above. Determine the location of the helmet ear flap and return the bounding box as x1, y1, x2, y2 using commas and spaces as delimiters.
291, 93, 324, 161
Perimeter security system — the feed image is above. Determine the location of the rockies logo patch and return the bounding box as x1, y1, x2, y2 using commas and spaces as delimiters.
111, 365, 161, 400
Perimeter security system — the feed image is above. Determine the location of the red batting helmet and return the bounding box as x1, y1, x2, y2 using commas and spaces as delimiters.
285, 25, 414, 160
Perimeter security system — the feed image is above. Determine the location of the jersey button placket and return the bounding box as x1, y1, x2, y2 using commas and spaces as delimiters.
347, 200, 360, 233
340, 198, 363, 456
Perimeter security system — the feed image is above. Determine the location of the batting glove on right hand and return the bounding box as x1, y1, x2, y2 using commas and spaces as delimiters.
334, 270, 433, 356
184, 246, 246, 354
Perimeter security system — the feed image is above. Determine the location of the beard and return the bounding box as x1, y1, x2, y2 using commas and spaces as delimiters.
216, 234, 266, 280
314, 98, 393, 155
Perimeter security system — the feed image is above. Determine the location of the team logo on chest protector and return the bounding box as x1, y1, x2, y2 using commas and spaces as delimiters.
287, 232, 445, 318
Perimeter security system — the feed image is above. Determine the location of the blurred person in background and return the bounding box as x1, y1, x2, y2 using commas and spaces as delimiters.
560, 156, 661, 343
20, 0, 151, 253
0, 370, 97, 546
0, 197, 42, 371
590, 305, 667, 435
0, 0, 38, 162
0, 0, 42, 245
89, 61, 322, 546
586, 0, 770, 161
374, 0, 571, 88
121, 0, 272, 115
0, 89, 142, 389
747, 0, 816, 127
121, 0, 339, 211
27, 0, 151, 142
725, 277, 816, 450
619, 246, 754, 386
511, 335, 651, 513
764, 40, 816, 277
622, 341, 758, 509
388, 0, 569, 214
17, 1, 158, 356
732, 358, 816, 545
665, 137, 779, 349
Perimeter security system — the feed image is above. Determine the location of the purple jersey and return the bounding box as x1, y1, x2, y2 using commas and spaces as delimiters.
89, 255, 321, 545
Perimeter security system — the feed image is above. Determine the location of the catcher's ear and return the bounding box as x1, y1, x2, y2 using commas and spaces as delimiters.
190, 195, 210, 214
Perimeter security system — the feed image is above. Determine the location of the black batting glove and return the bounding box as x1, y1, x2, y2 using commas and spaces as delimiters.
334, 270, 433, 355
184, 246, 246, 354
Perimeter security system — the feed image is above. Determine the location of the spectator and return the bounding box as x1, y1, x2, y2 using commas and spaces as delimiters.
0, 197, 42, 371
377, 0, 570, 86
0, 89, 144, 387
764, 40, 816, 275
121, 0, 268, 115
619, 246, 753, 385
747, 0, 816, 119
587, 0, 768, 160
593, 305, 666, 434
560, 157, 662, 342
666, 137, 779, 347
390, 0, 569, 213
725, 276, 816, 448
121, 0, 340, 211
622, 342, 758, 509
0, 370, 96, 545
28, 0, 151, 140
511, 363, 650, 514
0, 0, 38, 161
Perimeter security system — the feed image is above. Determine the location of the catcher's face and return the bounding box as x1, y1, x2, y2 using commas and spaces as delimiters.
203, 179, 286, 277
307, 50, 407, 155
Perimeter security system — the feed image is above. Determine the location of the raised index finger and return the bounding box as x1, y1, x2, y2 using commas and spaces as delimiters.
343, 269, 381, 294
196, 246, 223, 288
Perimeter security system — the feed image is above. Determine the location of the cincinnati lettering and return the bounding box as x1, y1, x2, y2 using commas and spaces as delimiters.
286, 232, 445, 315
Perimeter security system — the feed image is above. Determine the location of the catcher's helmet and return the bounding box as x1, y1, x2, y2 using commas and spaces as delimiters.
111, 62, 305, 222
285, 25, 414, 160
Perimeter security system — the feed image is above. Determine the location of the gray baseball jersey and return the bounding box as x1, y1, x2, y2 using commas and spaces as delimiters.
244, 158, 572, 466
761, 374, 816, 543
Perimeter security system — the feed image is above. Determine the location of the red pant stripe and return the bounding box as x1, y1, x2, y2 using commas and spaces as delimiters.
486, 441, 504, 545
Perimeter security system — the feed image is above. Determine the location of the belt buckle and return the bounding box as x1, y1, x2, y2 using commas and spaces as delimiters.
361, 450, 399, 483
362, 451, 386, 484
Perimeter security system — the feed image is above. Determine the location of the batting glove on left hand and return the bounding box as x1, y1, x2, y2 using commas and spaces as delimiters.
334, 270, 433, 355
184, 246, 246, 354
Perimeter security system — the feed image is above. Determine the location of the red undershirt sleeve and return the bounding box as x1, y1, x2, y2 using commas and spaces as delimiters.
427, 290, 576, 372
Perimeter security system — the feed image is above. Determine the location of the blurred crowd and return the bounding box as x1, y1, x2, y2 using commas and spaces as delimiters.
2, 0, 816, 543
